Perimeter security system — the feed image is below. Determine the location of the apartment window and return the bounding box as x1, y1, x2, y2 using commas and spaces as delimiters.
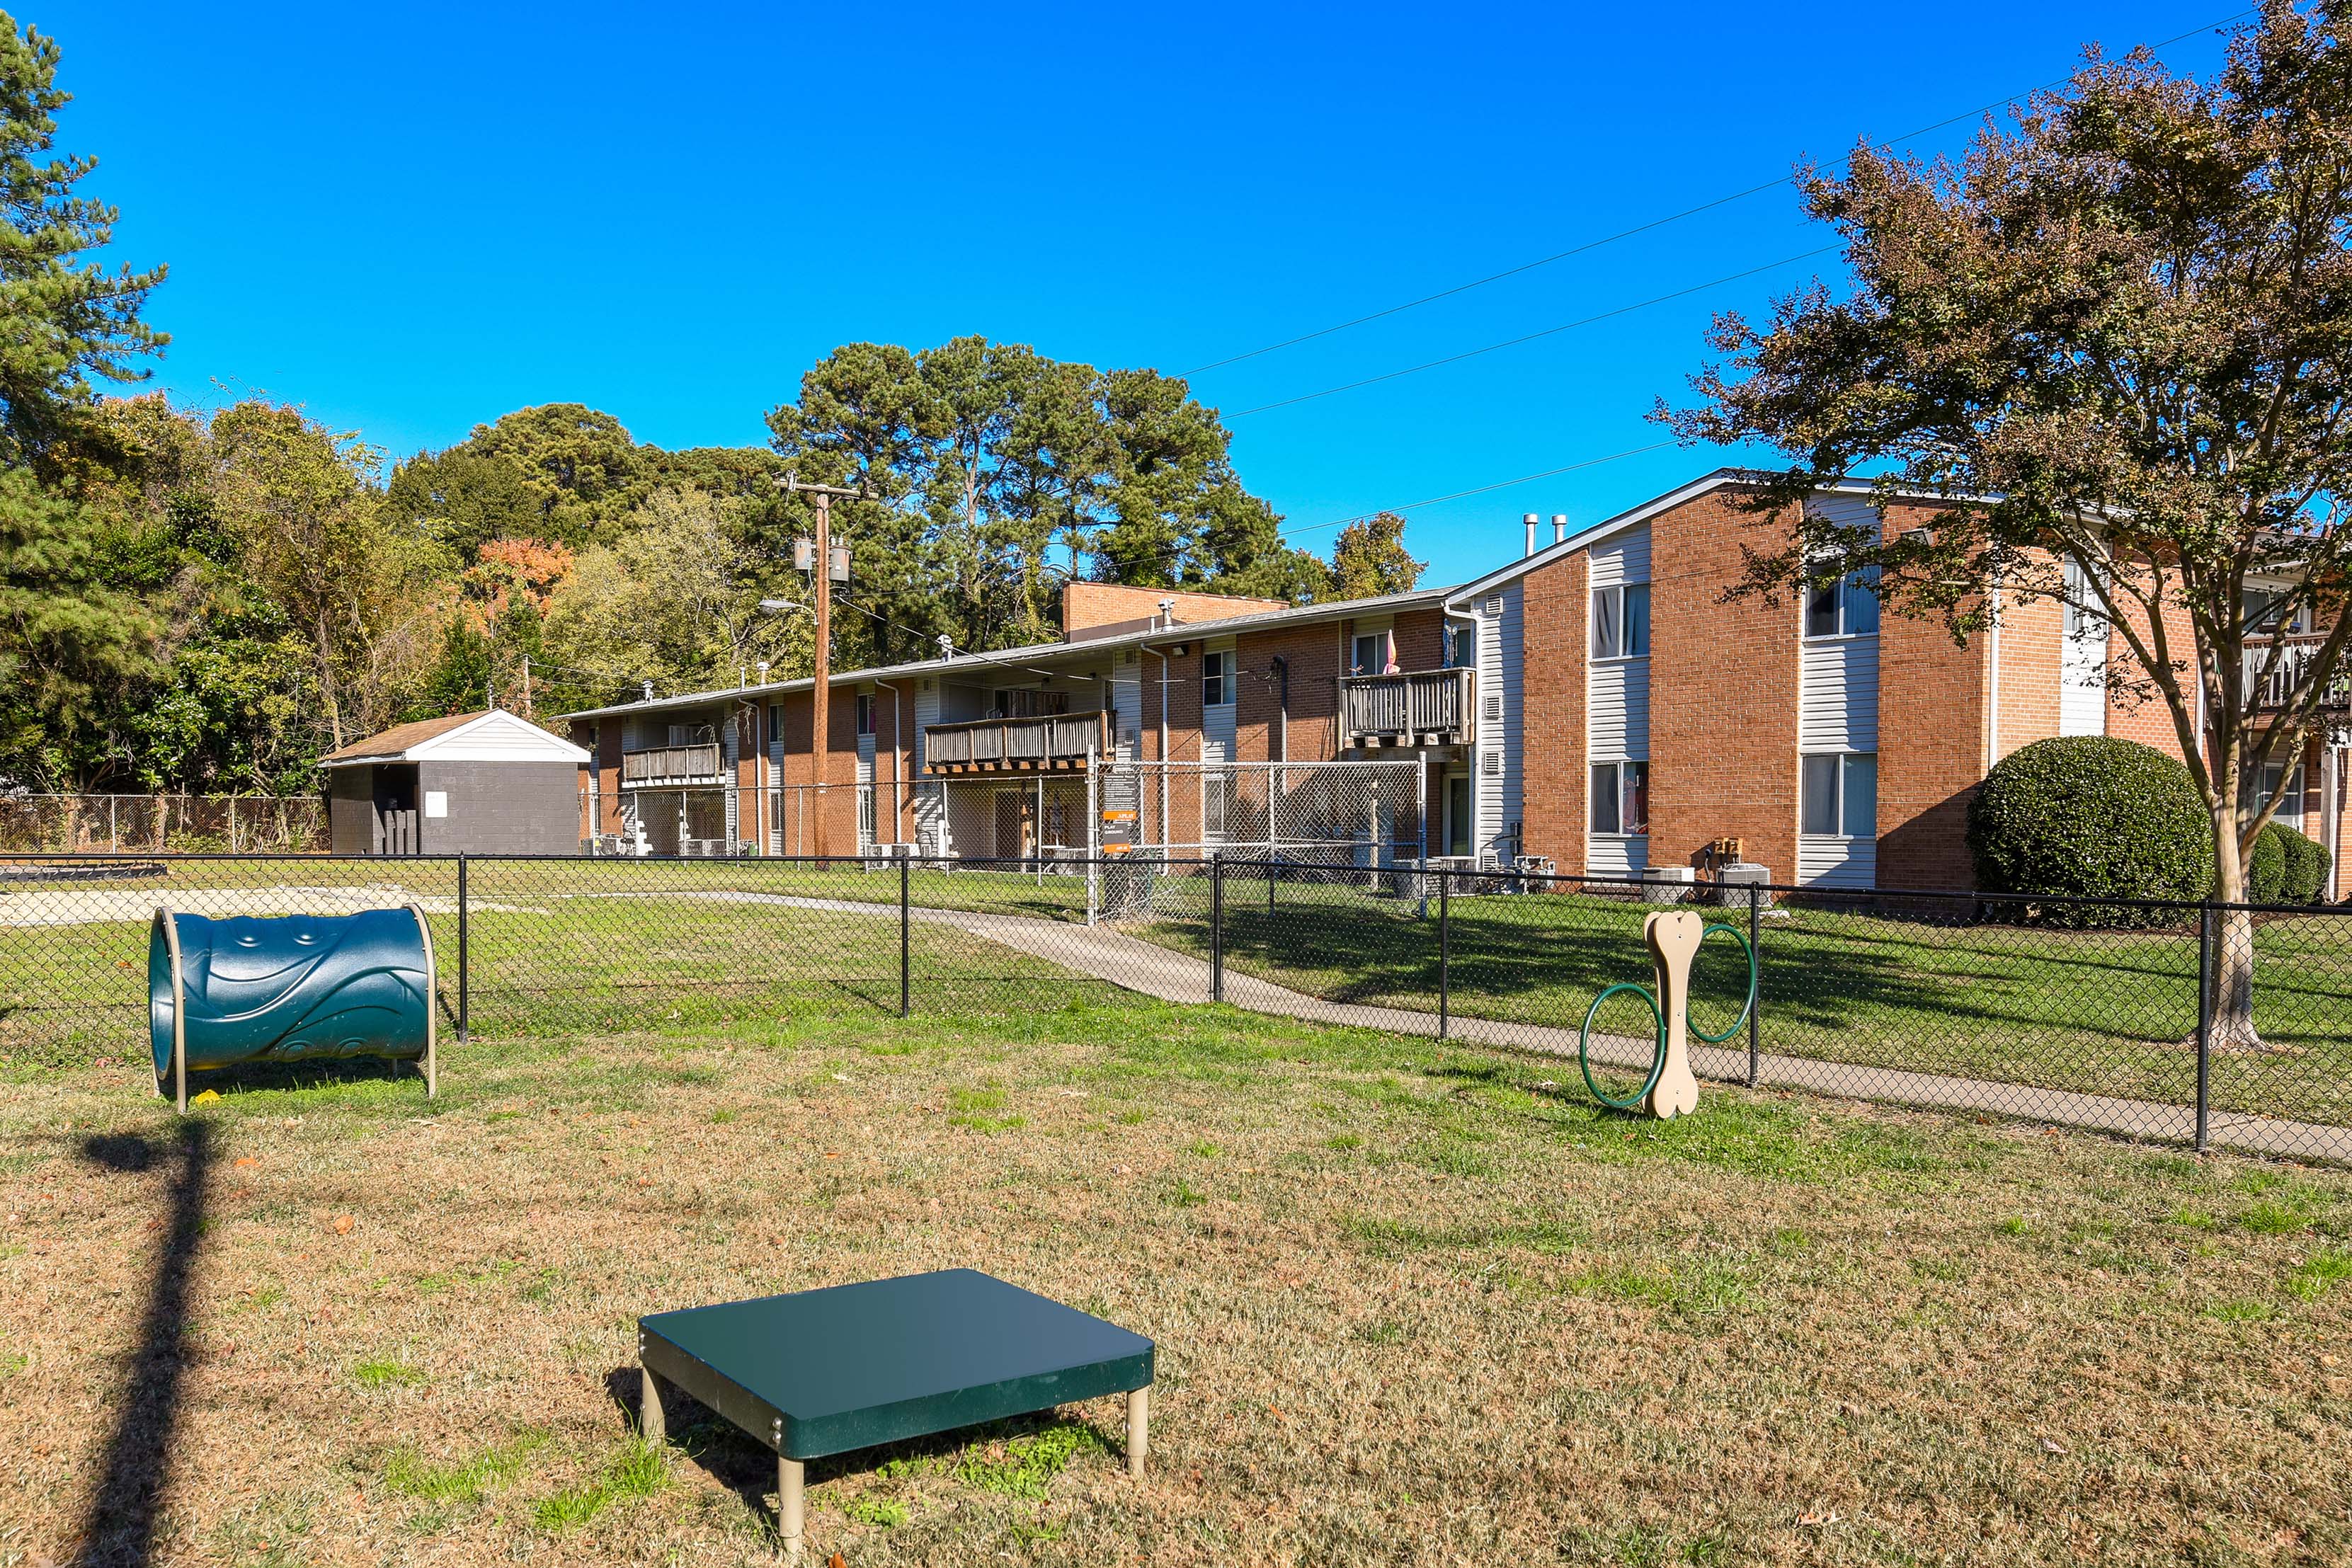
2062, 557, 2106, 643
857, 786, 877, 847
1589, 760, 1650, 836
1204, 649, 1235, 706
767, 704, 784, 745
2259, 762, 2307, 822
2245, 588, 2310, 636
854, 693, 874, 736
1804, 566, 1880, 638
1801, 752, 1878, 837
1351, 631, 1392, 675
1590, 583, 1650, 660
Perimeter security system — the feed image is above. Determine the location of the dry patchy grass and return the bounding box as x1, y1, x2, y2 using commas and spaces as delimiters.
3, 999, 2350, 1565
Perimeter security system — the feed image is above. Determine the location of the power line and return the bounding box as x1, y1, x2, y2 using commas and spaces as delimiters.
1228, 248, 1838, 418
1178, 8, 2255, 381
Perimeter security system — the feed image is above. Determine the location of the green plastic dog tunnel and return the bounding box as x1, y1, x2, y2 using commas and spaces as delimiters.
149, 905, 438, 1112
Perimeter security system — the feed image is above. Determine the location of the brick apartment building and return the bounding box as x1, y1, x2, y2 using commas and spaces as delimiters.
563, 468, 2348, 896
563, 579, 1474, 864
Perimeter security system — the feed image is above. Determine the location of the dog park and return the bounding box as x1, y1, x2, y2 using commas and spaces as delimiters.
2, 852, 2349, 1566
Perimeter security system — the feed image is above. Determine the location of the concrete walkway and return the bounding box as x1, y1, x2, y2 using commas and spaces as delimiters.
587, 888, 2352, 1164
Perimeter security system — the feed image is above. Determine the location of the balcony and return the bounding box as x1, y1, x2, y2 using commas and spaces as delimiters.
621, 743, 724, 786
2246, 635, 2351, 713
924, 711, 1110, 774
1342, 667, 1475, 749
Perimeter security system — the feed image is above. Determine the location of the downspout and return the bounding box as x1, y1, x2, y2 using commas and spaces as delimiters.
1986, 568, 2003, 769
874, 677, 906, 844
2327, 743, 2341, 901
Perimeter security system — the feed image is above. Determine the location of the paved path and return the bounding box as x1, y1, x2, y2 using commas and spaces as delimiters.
595, 888, 2352, 1163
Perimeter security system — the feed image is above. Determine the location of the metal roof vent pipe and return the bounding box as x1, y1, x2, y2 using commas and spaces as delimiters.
1158, 597, 1177, 631
1523, 513, 1538, 557
1552, 513, 1568, 545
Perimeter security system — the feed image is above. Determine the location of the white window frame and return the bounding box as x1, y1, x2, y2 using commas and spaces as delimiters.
1800, 750, 1878, 839
854, 692, 875, 736
1350, 631, 1392, 676
1803, 566, 1880, 641
1589, 758, 1650, 837
1589, 583, 1651, 662
2259, 760, 2307, 823
1203, 648, 1235, 707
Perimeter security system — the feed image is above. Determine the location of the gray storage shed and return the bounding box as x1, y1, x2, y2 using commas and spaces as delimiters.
323, 709, 590, 855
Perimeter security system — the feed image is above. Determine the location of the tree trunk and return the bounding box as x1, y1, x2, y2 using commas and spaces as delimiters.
2210, 806, 2261, 1050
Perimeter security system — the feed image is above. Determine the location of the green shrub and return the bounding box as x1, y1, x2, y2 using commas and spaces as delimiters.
1968, 737, 2210, 925
2266, 821, 2329, 904
2295, 831, 2332, 904
2247, 823, 2288, 905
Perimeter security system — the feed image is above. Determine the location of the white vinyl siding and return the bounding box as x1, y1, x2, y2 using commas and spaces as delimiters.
1796, 836, 1876, 887
1587, 660, 1650, 761
913, 681, 953, 854
1473, 585, 1524, 863
2060, 557, 2108, 737
1798, 641, 1878, 751
1112, 651, 1141, 762
1587, 526, 1652, 877
1588, 525, 1650, 592
1799, 497, 1880, 888
1587, 833, 1648, 880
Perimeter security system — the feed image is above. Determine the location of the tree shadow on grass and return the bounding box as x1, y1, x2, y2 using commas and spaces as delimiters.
74, 1117, 211, 1567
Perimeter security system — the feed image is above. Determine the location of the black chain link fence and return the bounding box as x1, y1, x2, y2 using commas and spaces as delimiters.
2, 852, 2346, 1162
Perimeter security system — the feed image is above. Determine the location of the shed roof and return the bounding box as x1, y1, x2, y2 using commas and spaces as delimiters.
321, 709, 591, 767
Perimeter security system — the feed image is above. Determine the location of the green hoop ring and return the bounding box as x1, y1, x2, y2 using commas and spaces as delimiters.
1688, 922, 1759, 1045
1579, 981, 1667, 1111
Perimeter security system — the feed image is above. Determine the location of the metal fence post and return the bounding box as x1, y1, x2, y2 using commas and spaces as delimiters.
1746, 882, 1760, 1087
899, 854, 911, 1019
1437, 866, 1451, 1040
457, 853, 469, 1045
2195, 900, 2215, 1153
1210, 854, 1225, 1005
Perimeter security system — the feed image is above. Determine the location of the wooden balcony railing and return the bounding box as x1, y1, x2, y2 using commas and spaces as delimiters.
1342, 666, 1475, 748
923, 711, 1109, 773
2246, 634, 2351, 713
620, 743, 724, 786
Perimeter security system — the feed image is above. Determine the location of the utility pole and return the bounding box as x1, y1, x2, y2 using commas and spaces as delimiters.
779, 474, 868, 859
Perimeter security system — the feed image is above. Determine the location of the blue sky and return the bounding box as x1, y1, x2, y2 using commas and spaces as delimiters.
42, 1, 2242, 587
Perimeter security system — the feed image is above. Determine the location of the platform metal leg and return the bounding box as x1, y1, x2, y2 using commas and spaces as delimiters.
639, 1352, 665, 1445
777, 1455, 805, 1560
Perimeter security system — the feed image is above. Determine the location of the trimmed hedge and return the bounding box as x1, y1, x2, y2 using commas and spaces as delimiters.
2249, 822, 2288, 905
1968, 736, 2212, 925
2266, 821, 2330, 905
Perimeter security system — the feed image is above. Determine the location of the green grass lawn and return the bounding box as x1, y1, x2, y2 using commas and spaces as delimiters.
1147, 876, 2352, 1126
4, 998, 2348, 1565
6, 857, 2351, 1136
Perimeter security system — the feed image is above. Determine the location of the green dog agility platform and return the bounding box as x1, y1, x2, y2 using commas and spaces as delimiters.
638, 1269, 1155, 1556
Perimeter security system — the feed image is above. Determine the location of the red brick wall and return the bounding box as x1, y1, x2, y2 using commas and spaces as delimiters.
1876, 508, 1991, 888
1994, 557, 2065, 762
1063, 582, 1284, 637
1236, 623, 1342, 763
1519, 551, 1588, 870
1391, 607, 1444, 673
595, 721, 623, 835
2104, 566, 2200, 762
1644, 487, 1802, 881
